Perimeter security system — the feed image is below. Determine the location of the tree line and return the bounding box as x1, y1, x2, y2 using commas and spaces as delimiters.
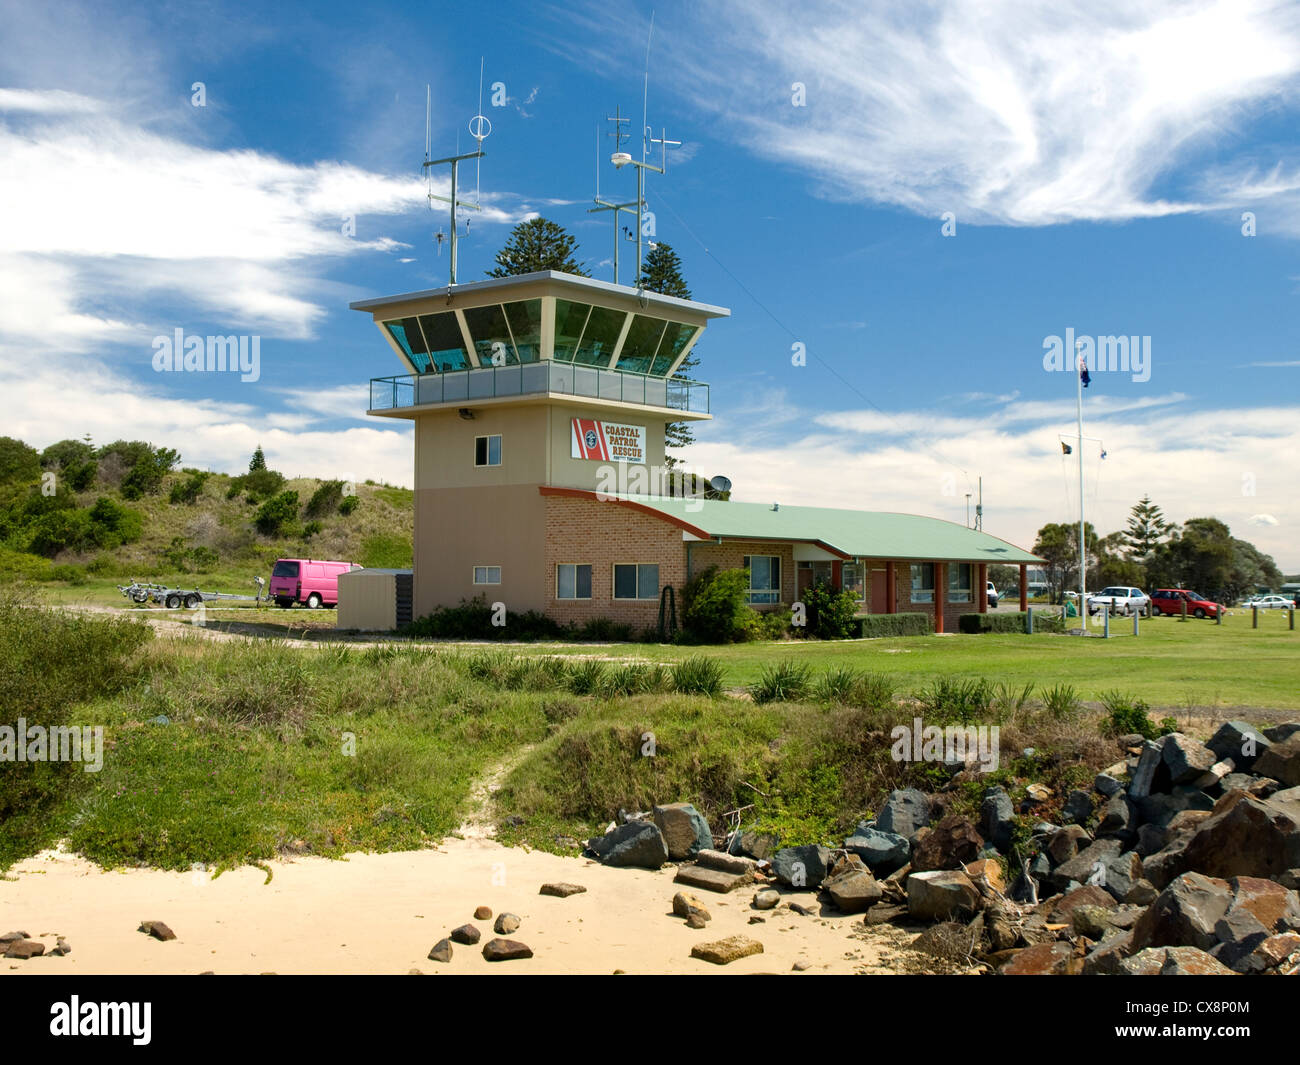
1022, 495, 1286, 604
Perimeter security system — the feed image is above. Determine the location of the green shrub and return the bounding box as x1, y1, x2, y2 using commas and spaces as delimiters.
801, 581, 859, 640
856, 613, 931, 638
574, 616, 634, 641
671, 655, 725, 696
302, 520, 323, 540
304, 479, 344, 518
254, 490, 300, 537
682, 566, 758, 643
169, 470, 209, 505
338, 494, 360, 516
752, 661, 813, 703
1099, 690, 1163, 738
958, 612, 1032, 634
404, 596, 565, 641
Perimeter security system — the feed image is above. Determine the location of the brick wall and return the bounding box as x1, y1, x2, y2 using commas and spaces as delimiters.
687, 540, 797, 610
543, 496, 687, 627
889, 560, 980, 633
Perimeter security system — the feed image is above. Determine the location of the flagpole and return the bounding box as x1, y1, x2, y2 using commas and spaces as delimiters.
1077, 341, 1085, 631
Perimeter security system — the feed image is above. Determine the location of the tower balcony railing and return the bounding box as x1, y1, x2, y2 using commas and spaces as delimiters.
368, 361, 710, 414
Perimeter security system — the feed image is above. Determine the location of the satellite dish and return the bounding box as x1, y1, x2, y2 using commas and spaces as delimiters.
709, 475, 732, 492
611, 151, 633, 168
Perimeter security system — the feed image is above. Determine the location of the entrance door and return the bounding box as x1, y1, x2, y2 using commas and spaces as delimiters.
870, 567, 888, 613
797, 566, 813, 598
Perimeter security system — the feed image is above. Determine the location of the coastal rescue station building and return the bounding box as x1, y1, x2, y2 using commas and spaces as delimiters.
342, 270, 1041, 632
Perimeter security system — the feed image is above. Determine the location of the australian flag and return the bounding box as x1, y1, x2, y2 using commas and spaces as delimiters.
1078, 355, 1091, 388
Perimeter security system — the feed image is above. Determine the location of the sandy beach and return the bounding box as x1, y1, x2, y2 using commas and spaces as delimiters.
0, 839, 927, 975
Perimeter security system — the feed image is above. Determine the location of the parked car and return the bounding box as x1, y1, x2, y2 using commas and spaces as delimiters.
1150, 588, 1222, 619
269, 558, 361, 608
986, 581, 999, 607
1088, 586, 1151, 616
1248, 594, 1294, 611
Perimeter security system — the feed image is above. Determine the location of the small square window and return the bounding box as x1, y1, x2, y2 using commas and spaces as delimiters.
613, 563, 659, 600
474, 434, 502, 467
556, 564, 592, 600
473, 565, 501, 584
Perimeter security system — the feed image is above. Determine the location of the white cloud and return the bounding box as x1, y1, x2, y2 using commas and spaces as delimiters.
692, 393, 1300, 568
565, 0, 1300, 229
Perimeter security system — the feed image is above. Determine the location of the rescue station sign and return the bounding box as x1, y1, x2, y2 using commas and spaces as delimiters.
571, 418, 646, 463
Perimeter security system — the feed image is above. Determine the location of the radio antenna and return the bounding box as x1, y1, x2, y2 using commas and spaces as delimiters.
604, 10, 679, 286
422, 74, 491, 285
589, 107, 639, 285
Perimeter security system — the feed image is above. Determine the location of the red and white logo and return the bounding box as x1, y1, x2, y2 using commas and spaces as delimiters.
571, 418, 610, 460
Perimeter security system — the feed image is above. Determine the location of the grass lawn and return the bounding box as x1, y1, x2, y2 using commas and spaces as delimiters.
443, 611, 1300, 712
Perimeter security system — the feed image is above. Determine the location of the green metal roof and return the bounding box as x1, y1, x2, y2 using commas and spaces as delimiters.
614, 495, 1042, 563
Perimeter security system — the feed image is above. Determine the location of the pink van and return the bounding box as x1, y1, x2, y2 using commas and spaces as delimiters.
269, 558, 360, 609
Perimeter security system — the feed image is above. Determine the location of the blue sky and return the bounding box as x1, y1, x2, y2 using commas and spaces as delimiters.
3, 0, 1300, 567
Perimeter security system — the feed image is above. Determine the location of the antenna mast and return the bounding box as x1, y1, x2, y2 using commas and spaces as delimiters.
423, 75, 491, 285
589, 107, 639, 285
604, 11, 680, 287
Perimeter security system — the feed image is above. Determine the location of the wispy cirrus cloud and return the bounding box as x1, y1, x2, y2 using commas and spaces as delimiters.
558, 0, 1300, 230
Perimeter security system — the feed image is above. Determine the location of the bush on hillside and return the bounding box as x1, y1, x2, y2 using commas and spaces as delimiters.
254, 490, 300, 537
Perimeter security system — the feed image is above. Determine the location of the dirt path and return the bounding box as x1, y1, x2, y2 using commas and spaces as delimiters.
456, 745, 538, 840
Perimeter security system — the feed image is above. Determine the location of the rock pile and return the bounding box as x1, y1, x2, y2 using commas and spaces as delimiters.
880, 720, 1300, 975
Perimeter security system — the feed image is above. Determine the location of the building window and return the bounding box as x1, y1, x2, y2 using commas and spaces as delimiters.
473, 566, 501, 585
474, 434, 502, 467
948, 563, 972, 603
556, 564, 592, 600
842, 562, 864, 601
613, 563, 659, 600
743, 555, 781, 604
910, 563, 934, 604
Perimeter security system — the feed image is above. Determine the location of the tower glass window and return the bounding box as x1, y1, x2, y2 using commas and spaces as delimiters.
462, 304, 518, 366
615, 315, 669, 374
383, 311, 469, 373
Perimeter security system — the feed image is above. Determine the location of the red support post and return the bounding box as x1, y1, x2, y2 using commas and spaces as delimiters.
1019, 564, 1028, 612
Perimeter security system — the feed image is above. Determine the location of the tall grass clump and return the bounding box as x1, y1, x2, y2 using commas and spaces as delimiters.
670, 655, 725, 696
916, 676, 995, 725
752, 661, 814, 704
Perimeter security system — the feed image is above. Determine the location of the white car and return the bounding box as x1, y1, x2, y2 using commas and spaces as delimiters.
1088, 586, 1151, 616
1249, 594, 1294, 610
986, 581, 999, 607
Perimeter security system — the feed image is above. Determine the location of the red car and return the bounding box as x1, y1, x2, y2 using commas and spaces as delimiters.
1150, 588, 1222, 619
